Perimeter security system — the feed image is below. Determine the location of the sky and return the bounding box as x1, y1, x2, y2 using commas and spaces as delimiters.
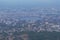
0, 0, 56, 4
0, 0, 60, 8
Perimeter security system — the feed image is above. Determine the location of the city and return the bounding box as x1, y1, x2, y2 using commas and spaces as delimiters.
0, 8, 60, 40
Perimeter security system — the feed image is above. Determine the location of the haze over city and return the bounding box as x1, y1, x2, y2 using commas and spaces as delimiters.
0, 0, 60, 40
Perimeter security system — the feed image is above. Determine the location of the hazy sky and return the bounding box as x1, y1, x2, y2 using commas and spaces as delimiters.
0, 0, 57, 4
0, 0, 60, 8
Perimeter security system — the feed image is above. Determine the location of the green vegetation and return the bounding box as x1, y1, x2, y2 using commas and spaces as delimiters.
19, 31, 60, 40
0, 31, 60, 40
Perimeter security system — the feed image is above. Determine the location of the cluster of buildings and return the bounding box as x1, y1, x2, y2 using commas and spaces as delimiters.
0, 8, 60, 40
